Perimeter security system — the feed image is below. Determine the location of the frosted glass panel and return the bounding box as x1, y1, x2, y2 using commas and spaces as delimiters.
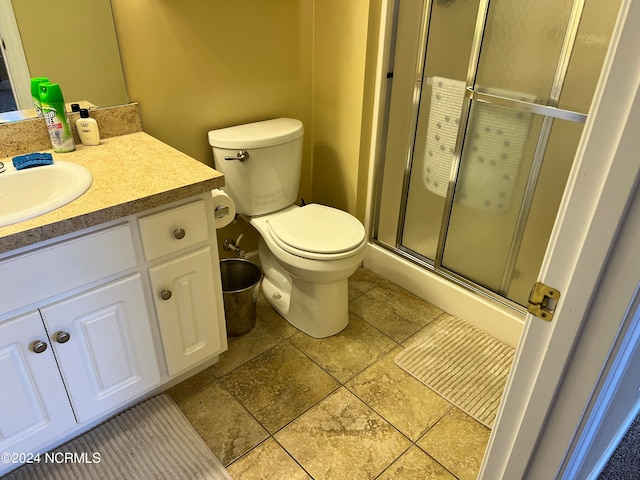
558, 0, 622, 112
401, 0, 481, 260
475, 0, 573, 100
441, 103, 543, 292
506, 119, 585, 305
378, 0, 621, 308
439, 0, 620, 305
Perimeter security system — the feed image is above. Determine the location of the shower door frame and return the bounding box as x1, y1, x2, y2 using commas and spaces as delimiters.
374, 0, 591, 311
443, 0, 588, 298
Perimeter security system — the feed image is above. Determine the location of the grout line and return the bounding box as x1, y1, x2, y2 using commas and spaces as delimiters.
181, 269, 489, 478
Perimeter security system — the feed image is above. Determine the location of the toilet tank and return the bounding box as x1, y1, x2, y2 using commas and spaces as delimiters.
208, 118, 304, 216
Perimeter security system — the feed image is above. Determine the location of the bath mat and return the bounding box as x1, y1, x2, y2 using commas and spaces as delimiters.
395, 316, 514, 428
5, 394, 232, 480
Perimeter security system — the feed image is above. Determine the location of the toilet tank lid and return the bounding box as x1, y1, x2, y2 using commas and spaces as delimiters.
208, 118, 303, 149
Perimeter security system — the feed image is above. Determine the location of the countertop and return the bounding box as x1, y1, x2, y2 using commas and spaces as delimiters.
0, 132, 224, 254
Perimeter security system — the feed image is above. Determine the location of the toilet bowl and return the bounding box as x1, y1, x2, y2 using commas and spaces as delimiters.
208, 118, 366, 337
251, 204, 366, 337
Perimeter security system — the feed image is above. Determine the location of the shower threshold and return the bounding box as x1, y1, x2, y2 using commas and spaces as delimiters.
365, 241, 526, 347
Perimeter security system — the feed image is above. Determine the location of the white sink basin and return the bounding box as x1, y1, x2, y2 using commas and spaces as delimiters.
0, 160, 93, 227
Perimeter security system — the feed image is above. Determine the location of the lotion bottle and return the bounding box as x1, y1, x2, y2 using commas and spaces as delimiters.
76, 108, 100, 146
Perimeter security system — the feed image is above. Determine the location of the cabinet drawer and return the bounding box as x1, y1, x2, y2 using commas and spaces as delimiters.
138, 200, 209, 261
0, 224, 136, 317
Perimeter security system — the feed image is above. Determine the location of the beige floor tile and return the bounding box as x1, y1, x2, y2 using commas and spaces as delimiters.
417, 407, 491, 480
289, 313, 397, 383
377, 446, 457, 480
175, 380, 268, 467
401, 313, 453, 348
172, 269, 500, 479
210, 317, 284, 377
349, 285, 443, 342
275, 388, 411, 480
227, 438, 311, 480
164, 364, 218, 402
257, 293, 299, 338
220, 342, 340, 433
346, 348, 452, 440
348, 267, 396, 302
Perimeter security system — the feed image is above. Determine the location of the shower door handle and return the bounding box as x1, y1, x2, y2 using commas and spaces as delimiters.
465, 87, 587, 123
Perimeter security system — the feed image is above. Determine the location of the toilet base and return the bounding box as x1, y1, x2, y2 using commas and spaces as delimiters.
260, 262, 349, 338
262, 276, 349, 338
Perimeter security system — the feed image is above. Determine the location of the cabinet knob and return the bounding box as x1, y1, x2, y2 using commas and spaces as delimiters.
160, 289, 172, 300
173, 228, 186, 240
30, 340, 48, 354
55, 331, 71, 344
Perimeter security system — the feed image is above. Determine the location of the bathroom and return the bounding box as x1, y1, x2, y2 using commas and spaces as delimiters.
2, 0, 640, 478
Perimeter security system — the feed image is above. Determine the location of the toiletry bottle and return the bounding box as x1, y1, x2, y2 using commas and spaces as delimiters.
76, 109, 100, 146
30, 77, 49, 117
39, 82, 75, 153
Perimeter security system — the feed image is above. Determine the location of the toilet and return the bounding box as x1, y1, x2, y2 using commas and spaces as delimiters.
208, 118, 366, 338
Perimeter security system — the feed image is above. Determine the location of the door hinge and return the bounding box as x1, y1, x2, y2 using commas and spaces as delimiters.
527, 282, 561, 322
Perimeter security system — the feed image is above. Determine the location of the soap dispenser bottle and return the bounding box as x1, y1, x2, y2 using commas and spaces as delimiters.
76, 109, 100, 146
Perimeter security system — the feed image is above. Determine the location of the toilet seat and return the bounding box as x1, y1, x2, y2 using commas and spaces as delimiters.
266, 204, 365, 260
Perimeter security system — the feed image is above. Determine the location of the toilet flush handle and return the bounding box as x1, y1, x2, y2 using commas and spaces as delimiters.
224, 150, 249, 162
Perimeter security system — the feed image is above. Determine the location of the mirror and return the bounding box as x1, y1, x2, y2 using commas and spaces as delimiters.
0, 0, 128, 122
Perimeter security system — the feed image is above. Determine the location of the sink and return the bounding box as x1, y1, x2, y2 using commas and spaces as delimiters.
0, 160, 93, 227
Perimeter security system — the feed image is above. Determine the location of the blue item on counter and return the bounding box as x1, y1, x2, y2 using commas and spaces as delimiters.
12, 152, 54, 170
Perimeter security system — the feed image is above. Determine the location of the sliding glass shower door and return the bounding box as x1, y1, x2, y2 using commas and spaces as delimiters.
376, 0, 621, 307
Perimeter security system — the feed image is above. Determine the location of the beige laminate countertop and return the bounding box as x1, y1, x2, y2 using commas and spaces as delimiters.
0, 132, 224, 254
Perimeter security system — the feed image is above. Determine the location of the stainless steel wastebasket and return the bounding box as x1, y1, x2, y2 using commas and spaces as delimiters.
220, 259, 262, 336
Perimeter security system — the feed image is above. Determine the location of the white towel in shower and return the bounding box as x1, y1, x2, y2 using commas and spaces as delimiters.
423, 76, 467, 197
456, 90, 534, 214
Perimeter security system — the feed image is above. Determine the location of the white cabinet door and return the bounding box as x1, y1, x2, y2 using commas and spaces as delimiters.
40, 274, 161, 423
149, 246, 224, 375
0, 312, 76, 461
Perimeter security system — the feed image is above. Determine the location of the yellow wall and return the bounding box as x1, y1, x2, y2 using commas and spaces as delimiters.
311, 0, 370, 215
111, 0, 375, 224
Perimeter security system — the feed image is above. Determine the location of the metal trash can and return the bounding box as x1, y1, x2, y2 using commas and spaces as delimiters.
220, 258, 262, 336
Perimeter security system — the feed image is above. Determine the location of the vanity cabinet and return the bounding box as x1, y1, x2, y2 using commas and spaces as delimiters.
0, 193, 227, 476
0, 276, 159, 455
139, 199, 225, 376
0, 226, 161, 462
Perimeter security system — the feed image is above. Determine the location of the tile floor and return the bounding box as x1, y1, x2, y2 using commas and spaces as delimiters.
166, 268, 492, 480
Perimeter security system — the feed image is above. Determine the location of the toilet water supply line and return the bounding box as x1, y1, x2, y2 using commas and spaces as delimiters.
223, 232, 259, 261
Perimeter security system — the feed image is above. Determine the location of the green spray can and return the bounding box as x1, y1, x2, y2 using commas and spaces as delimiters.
30, 76, 49, 117
39, 82, 75, 153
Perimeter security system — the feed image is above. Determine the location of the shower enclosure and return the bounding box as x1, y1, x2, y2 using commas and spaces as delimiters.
373, 0, 621, 309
